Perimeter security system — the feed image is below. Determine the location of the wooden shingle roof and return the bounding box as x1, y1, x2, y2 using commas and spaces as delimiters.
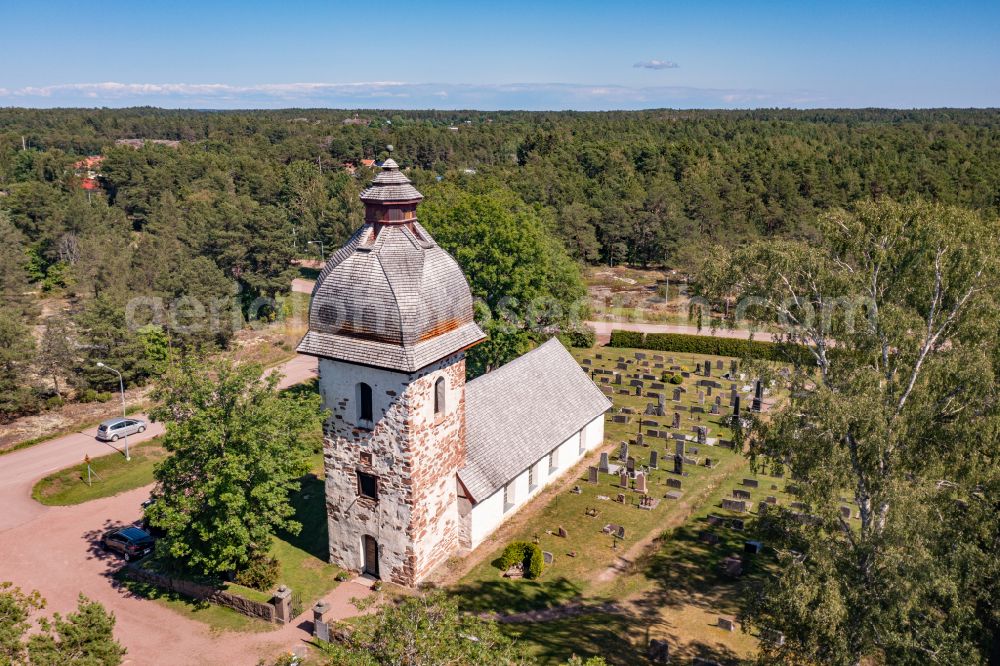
458, 339, 612, 502
297, 221, 485, 372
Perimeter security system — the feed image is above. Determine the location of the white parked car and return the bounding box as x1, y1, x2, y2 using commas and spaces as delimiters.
96, 418, 146, 442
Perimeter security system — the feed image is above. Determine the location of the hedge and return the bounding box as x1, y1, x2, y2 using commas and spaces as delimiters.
608, 329, 813, 365
497, 541, 545, 579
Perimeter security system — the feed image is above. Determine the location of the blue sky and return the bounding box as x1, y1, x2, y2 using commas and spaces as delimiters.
2, 0, 997, 109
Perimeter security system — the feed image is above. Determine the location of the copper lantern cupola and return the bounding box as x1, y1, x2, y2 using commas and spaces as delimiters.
359, 158, 423, 235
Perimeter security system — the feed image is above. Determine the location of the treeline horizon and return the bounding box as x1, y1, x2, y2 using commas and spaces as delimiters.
1, 106, 998, 420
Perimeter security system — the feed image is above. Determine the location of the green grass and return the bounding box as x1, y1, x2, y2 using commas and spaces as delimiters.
31, 438, 166, 505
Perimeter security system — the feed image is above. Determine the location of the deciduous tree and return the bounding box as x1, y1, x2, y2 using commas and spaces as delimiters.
701, 199, 1000, 665
147, 360, 325, 576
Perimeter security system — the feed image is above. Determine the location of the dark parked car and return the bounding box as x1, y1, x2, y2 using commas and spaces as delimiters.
101, 526, 155, 561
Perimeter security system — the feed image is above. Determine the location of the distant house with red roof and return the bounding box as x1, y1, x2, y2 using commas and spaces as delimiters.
73, 155, 104, 190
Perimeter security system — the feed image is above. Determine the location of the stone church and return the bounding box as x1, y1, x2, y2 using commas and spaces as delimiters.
298, 159, 611, 586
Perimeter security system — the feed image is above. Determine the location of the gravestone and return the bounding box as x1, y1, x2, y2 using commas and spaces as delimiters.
732, 395, 741, 418
672, 412, 681, 428
704, 362, 711, 377
700, 530, 720, 545
717, 360, 724, 370
647, 639, 670, 664
673, 454, 683, 475
619, 441, 629, 461
722, 498, 749, 512
635, 471, 647, 494
698, 390, 705, 404
665, 490, 682, 500
695, 362, 702, 374
599, 452, 610, 473
657, 393, 667, 416
697, 426, 707, 444
557, 526, 568, 538
840, 506, 853, 519
634, 385, 642, 396
730, 359, 738, 373
718, 617, 735, 632
666, 478, 682, 489
733, 488, 751, 500
675, 439, 685, 457
588, 466, 599, 484
613, 373, 622, 385
722, 555, 744, 577
619, 470, 629, 488
710, 403, 720, 415
765, 496, 778, 504
715, 395, 722, 405
673, 387, 682, 402
744, 540, 762, 555
743, 478, 759, 488
649, 450, 659, 469
626, 457, 636, 478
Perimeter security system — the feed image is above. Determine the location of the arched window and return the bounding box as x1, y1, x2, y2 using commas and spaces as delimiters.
434, 377, 446, 416
358, 382, 373, 423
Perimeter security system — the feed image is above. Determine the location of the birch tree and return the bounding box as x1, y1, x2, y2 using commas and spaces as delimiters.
700, 199, 1000, 665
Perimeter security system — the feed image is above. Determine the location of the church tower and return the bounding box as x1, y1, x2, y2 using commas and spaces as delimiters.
298, 159, 485, 586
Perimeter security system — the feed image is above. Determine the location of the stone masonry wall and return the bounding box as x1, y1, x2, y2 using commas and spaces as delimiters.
318, 352, 467, 586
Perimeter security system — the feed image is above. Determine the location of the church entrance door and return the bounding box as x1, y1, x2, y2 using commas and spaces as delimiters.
362, 535, 380, 578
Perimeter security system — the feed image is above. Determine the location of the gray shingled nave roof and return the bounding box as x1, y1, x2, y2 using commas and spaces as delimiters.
459, 338, 613, 502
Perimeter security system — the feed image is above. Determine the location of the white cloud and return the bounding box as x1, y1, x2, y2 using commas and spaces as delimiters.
634, 59, 679, 70
0, 80, 826, 110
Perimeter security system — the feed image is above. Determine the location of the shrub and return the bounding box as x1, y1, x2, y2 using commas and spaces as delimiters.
95, 391, 113, 403
497, 541, 545, 579
668, 374, 683, 385
234, 551, 280, 591
335, 571, 350, 582
557, 325, 597, 349
44, 395, 66, 410
78, 388, 98, 403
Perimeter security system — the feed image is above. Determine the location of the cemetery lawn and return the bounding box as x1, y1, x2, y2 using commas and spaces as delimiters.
31, 438, 167, 506
444, 346, 789, 664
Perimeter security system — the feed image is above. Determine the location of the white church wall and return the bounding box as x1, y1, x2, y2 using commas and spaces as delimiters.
468, 414, 607, 549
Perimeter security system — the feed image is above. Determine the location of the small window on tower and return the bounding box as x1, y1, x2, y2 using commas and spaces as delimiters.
434, 377, 446, 416
358, 382, 373, 425
357, 471, 378, 500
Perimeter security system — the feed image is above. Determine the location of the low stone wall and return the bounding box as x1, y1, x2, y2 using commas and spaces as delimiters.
124, 565, 278, 623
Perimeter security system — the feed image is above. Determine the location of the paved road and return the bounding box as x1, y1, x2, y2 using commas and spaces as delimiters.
0, 354, 317, 535
0, 354, 319, 665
